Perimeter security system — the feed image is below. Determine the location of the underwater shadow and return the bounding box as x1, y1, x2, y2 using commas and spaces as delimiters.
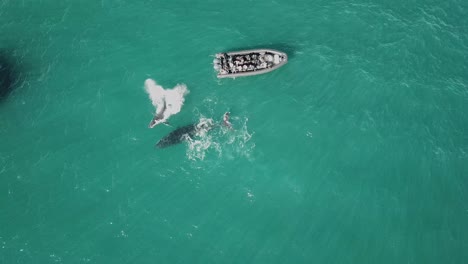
0, 50, 19, 102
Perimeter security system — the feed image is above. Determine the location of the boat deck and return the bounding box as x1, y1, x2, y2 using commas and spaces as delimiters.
213, 49, 287, 78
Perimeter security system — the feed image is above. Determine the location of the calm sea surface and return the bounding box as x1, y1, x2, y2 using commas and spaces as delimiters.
1, 0, 467, 263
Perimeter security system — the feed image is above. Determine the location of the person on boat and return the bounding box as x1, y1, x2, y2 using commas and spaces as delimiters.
223, 112, 232, 129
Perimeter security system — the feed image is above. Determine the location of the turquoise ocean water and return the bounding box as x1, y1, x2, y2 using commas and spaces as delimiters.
1, 0, 468, 263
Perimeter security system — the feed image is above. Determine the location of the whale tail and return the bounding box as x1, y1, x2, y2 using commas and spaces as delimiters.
223, 111, 232, 129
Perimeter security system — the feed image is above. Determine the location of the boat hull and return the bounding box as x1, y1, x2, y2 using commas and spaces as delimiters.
214, 49, 288, 78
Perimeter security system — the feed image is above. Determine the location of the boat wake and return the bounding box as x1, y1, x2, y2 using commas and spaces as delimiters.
144, 78, 189, 128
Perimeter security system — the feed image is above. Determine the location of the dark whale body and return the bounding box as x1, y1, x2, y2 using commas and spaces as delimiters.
155, 124, 198, 148
0, 51, 18, 101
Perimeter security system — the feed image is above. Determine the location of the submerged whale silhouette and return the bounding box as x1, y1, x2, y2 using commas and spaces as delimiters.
155, 120, 214, 148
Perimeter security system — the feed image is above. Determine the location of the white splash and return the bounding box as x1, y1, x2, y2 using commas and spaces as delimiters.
186, 118, 219, 161
144, 78, 189, 128
185, 115, 254, 161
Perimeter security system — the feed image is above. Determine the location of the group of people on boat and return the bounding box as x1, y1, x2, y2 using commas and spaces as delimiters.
217, 52, 272, 74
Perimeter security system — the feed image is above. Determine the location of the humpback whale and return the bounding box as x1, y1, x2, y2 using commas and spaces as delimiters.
148, 100, 167, 128
0, 51, 18, 102
144, 79, 189, 128
156, 119, 214, 148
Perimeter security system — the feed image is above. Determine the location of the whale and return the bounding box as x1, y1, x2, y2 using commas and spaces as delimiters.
156, 120, 214, 148
144, 79, 189, 128
156, 124, 197, 148
148, 100, 167, 128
